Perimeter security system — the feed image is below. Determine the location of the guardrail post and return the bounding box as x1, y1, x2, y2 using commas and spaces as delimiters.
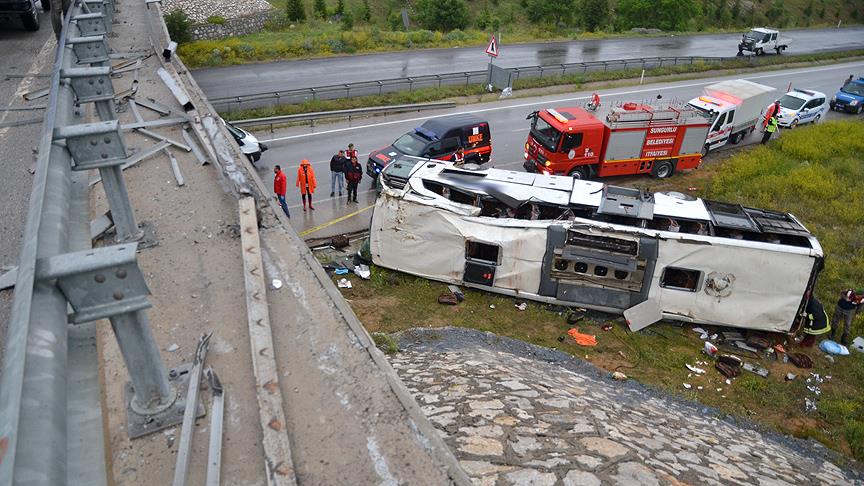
377, 81, 383, 96
465, 73, 470, 87
344, 83, 350, 98
407, 77, 413, 92
310, 87, 316, 101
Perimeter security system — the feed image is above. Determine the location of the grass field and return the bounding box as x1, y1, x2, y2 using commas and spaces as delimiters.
173, 0, 863, 67
334, 120, 864, 462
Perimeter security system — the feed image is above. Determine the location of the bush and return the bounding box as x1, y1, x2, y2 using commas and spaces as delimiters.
285, 0, 306, 21
164, 9, 192, 44
206, 15, 226, 25
414, 0, 469, 31
313, 0, 327, 19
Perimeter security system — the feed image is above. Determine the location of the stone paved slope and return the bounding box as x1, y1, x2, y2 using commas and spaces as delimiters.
390, 328, 860, 486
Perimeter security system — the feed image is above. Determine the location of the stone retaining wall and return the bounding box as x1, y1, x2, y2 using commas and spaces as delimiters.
189, 9, 277, 40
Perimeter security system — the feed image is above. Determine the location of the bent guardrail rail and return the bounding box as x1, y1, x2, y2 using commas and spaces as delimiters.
229, 101, 457, 131
0, 1, 185, 484
211, 55, 744, 111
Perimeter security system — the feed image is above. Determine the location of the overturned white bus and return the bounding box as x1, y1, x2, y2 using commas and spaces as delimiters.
369, 156, 823, 333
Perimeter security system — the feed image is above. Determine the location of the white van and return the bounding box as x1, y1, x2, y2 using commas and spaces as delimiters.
221, 119, 268, 163
688, 80, 776, 154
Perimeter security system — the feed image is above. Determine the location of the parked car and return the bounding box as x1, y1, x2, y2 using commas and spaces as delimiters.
367, 114, 491, 178
830, 77, 864, 114
0, 0, 46, 31
222, 118, 267, 163
774, 89, 827, 128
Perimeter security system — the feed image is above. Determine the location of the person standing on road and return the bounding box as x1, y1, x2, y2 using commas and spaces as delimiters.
761, 116, 778, 144
330, 149, 347, 197
451, 147, 465, 166
296, 159, 317, 211
346, 143, 358, 162
830, 288, 862, 345
273, 165, 290, 218
763, 100, 780, 129
344, 156, 363, 203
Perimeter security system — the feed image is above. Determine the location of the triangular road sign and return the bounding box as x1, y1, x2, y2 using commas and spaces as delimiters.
485, 35, 498, 57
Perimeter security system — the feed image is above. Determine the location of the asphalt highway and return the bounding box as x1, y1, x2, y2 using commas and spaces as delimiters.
192, 27, 864, 99
248, 60, 864, 238
0, 11, 56, 364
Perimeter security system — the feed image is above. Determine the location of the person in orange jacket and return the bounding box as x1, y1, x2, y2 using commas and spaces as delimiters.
296, 159, 317, 211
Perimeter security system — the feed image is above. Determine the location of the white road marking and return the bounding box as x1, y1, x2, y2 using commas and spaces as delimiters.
260, 62, 864, 143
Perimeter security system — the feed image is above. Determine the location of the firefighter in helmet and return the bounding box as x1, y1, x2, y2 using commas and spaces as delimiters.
801, 296, 830, 347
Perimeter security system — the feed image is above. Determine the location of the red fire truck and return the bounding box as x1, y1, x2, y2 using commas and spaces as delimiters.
523, 102, 711, 179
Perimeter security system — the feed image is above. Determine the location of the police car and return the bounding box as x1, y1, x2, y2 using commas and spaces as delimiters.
775, 89, 827, 128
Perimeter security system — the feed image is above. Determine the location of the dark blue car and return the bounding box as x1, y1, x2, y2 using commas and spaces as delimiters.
830, 77, 864, 114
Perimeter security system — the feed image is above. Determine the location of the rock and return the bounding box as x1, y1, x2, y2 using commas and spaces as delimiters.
510, 436, 542, 456
469, 399, 505, 410
503, 468, 557, 486
574, 454, 603, 469
579, 437, 629, 459
500, 380, 530, 391
458, 436, 504, 456
458, 424, 504, 438
563, 470, 601, 486
610, 461, 660, 486
459, 460, 512, 476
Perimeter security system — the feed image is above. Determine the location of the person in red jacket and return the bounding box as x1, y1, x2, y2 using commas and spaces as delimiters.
296, 159, 317, 211
763, 100, 780, 129
273, 165, 289, 218
344, 156, 363, 203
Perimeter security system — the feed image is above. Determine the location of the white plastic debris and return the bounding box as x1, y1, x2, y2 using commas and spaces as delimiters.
166, 343, 179, 352
725, 379, 731, 385
489, 304, 496, 309
353, 264, 371, 280
515, 303, 527, 311
337, 278, 352, 289
271, 279, 283, 289
611, 371, 627, 381
703, 341, 718, 356
683, 383, 692, 389
697, 386, 703, 390
686, 364, 706, 375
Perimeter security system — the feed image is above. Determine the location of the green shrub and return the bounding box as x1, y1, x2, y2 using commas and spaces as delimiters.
164, 9, 192, 44
285, 0, 306, 21
415, 0, 469, 31
445, 29, 468, 42
846, 421, 864, 461
206, 15, 226, 25
313, 0, 327, 19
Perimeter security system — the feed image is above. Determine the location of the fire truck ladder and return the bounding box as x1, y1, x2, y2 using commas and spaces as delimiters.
605, 102, 708, 128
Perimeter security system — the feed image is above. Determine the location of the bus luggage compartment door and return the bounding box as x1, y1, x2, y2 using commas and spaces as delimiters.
539, 226, 658, 310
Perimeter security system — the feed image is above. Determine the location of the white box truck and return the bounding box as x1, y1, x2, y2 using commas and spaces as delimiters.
688, 79, 777, 154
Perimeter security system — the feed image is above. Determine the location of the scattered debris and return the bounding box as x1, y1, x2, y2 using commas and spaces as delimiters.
692, 327, 707, 335
824, 355, 835, 364
683, 383, 692, 390
337, 278, 352, 289
703, 341, 718, 356
166, 343, 179, 352
742, 362, 769, 378
164, 148, 185, 186
725, 379, 731, 385
271, 279, 283, 290
716, 362, 740, 379
819, 340, 850, 356
353, 264, 371, 280
331, 234, 349, 248
773, 344, 787, 354
805, 397, 817, 412
722, 331, 745, 342
617, 350, 627, 360
447, 285, 464, 302
788, 352, 813, 369
437, 293, 459, 305
567, 328, 597, 347
566, 311, 585, 325
515, 303, 527, 311
611, 371, 627, 381
746, 336, 771, 350
686, 364, 706, 375
852, 337, 864, 353
734, 341, 761, 354
206, 368, 225, 486
785, 372, 797, 381
601, 324, 613, 332
334, 268, 349, 275
489, 304, 496, 309
697, 386, 703, 390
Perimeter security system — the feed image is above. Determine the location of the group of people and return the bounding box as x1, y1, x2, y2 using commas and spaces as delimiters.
271, 143, 363, 218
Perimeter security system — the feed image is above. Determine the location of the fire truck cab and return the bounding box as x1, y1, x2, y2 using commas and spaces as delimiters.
523, 103, 710, 180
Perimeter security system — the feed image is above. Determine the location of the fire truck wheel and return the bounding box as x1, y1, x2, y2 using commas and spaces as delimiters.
651, 160, 674, 179
568, 166, 590, 180
701, 144, 710, 158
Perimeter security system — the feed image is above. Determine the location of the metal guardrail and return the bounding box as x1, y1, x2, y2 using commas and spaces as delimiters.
230, 101, 456, 132
0, 1, 184, 484
212, 55, 745, 111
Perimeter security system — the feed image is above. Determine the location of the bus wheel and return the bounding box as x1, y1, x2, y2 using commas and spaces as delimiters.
651, 160, 674, 179
569, 166, 589, 180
